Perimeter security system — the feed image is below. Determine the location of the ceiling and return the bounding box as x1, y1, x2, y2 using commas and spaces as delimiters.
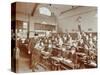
16, 2, 37, 15
47, 4, 78, 15
16, 2, 78, 16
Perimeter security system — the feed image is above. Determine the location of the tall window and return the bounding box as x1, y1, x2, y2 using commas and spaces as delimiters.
23, 22, 28, 37
23, 22, 27, 29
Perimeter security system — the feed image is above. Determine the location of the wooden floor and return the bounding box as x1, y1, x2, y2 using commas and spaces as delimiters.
17, 44, 46, 73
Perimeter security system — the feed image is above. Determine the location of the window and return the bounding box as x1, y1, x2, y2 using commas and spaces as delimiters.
23, 22, 27, 29
39, 7, 51, 16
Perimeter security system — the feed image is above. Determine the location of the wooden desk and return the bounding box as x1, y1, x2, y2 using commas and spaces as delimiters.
51, 56, 63, 62
50, 56, 74, 70
50, 56, 63, 70
61, 59, 74, 69
85, 61, 97, 68
41, 51, 50, 56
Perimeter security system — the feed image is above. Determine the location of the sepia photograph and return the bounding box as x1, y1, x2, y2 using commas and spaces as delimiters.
11, 2, 97, 73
